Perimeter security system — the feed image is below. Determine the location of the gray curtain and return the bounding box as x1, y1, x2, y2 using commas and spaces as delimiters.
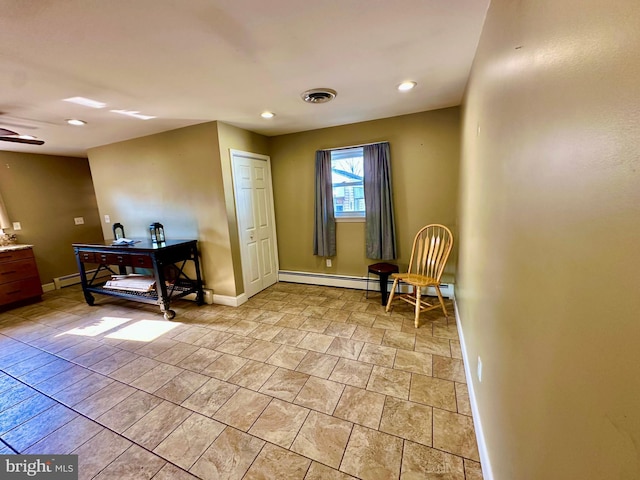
364, 142, 397, 259
313, 149, 336, 256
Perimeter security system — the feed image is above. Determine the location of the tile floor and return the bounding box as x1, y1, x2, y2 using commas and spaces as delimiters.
0, 282, 483, 480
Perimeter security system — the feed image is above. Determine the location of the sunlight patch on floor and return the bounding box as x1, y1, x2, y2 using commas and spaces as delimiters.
57, 316, 134, 337
104, 319, 181, 342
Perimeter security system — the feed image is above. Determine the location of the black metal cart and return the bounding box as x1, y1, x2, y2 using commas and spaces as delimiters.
73, 239, 204, 320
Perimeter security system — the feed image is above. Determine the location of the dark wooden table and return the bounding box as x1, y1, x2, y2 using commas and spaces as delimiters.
368, 262, 399, 305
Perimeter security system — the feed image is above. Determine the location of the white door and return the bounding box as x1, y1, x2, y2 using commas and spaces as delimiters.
231, 150, 278, 298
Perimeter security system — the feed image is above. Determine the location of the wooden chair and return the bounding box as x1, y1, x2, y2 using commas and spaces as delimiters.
385, 224, 453, 328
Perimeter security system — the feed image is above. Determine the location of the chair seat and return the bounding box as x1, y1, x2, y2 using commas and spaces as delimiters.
391, 273, 438, 287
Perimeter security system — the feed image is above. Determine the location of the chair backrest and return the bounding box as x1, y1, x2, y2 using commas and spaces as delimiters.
407, 224, 453, 281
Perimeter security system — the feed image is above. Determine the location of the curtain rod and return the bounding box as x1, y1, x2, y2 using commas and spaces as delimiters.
322, 141, 389, 151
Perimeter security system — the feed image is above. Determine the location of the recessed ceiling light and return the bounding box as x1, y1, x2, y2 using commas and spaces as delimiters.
110, 109, 156, 120
66, 119, 86, 126
63, 97, 106, 108
261, 112, 275, 119
397, 81, 417, 91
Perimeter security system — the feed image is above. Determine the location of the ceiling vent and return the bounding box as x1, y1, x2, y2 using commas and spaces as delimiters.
301, 88, 337, 104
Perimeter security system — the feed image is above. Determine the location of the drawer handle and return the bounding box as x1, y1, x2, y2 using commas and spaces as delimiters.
1, 271, 17, 275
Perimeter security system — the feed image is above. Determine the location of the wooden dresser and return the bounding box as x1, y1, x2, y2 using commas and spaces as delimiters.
0, 245, 43, 308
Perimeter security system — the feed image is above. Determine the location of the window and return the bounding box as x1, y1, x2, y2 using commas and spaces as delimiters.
331, 147, 365, 219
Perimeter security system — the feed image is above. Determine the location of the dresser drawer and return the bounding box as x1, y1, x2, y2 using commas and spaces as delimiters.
94, 252, 133, 266
0, 258, 40, 284
106, 253, 133, 266
78, 251, 96, 263
0, 277, 42, 305
0, 248, 34, 263
131, 254, 153, 268
96, 252, 109, 264
93, 253, 152, 268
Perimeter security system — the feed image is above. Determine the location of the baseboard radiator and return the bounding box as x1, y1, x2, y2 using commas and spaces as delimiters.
54, 269, 453, 301
53, 269, 111, 289
278, 270, 454, 299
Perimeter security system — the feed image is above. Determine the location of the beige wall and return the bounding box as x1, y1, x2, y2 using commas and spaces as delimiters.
457, 1, 640, 479
216, 122, 271, 294
0, 151, 103, 283
87, 121, 269, 298
86, 111, 459, 298
87, 122, 239, 296
269, 108, 460, 281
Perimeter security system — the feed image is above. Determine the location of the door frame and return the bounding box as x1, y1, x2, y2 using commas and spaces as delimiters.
230, 149, 280, 298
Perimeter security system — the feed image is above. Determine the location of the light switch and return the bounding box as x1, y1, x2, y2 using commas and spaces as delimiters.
12, 222, 21, 230
74, 217, 85, 225
104, 214, 111, 223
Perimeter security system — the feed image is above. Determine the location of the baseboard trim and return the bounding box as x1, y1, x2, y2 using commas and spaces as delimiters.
41, 283, 55, 293
454, 298, 494, 480
278, 270, 454, 298
213, 293, 247, 307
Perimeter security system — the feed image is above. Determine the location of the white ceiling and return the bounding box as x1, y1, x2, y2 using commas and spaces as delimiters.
0, 0, 489, 158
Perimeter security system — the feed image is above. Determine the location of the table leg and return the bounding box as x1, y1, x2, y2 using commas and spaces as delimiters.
378, 273, 391, 306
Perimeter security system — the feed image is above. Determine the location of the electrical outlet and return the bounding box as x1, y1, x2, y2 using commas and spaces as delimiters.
326, 258, 332, 267
104, 214, 111, 223
12, 222, 21, 231
477, 356, 483, 382
74, 217, 84, 225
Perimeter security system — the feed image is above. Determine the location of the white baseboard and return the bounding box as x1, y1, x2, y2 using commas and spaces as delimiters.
213, 292, 247, 307
454, 298, 493, 480
278, 270, 455, 299
42, 283, 55, 293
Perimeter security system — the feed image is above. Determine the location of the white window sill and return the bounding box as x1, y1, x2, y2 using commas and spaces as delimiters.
336, 217, 365, 223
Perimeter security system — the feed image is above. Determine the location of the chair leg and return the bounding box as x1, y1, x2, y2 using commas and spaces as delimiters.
414, 286, 421, 328
434, 284, 448, 318
385, 278, 399, 312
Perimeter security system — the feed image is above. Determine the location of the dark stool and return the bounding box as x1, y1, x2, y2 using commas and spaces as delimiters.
366, 262, 399, 305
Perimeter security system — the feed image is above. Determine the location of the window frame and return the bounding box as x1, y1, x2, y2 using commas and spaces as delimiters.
330, 147, 365, 222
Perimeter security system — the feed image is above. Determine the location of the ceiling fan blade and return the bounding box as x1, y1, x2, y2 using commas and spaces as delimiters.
0, 136, 45, 145
0, 128, 19, 136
